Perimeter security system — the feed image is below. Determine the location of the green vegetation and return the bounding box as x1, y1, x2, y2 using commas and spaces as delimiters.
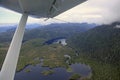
69, 22, 120, 65
17, 38, 75, 71
69, 73, 81, 80
0, 22, 120, 80
0, 43, 8, 68
68, 22, 120, 80
66, 67, 73, 72
0, 38, 74, 71
25, 68, 31, 73
41, 70, 54, 76
0, 23, 94, 43
0, 23, 92, 70
73, 56, 119, 80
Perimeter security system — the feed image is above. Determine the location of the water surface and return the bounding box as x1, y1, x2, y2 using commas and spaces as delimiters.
15, 63, 91, 80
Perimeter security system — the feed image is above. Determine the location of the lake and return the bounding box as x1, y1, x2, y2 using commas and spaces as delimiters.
15, 63, 91, 80
44, 37, 67, 46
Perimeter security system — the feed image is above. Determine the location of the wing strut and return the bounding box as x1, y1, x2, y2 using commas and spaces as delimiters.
0, 13, 28, 80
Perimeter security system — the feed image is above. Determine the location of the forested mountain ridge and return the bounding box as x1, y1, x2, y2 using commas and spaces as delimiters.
0, 23, 96, 43
66, 22, 120, 80
68, 22, 120, 65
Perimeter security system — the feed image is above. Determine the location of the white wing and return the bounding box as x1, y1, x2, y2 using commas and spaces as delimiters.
0, 0, 87, 18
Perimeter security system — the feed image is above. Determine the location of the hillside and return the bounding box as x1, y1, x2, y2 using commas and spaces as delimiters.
0, 23, 95, 43
68, 22, 120, 64
68, 22, 120, 80
1, 22, 120, 80
0, 23, 95, 69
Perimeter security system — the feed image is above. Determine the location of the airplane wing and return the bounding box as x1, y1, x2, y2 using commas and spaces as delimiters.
0, 0, 87, 80
0, 0, 87, 18
48, 0, 87, 18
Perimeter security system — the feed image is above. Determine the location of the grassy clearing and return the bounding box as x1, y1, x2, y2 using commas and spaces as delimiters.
41, 70, 54, 76
17, 38, 74, 71
66, 67, 73, 72
69, 73, 81, 80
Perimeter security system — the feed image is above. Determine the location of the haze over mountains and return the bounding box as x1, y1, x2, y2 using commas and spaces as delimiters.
0, 23, 42, 32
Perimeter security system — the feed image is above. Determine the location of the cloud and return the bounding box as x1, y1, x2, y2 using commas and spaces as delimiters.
56, 0, 120, 24
0, 0, 120, 24
115, 25, 120, 28
88, 0, 120, 23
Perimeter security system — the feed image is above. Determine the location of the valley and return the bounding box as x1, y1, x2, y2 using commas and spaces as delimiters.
0, 22, 120, 80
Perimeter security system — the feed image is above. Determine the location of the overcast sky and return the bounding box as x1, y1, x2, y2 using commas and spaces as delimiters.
0, 0, 120, 25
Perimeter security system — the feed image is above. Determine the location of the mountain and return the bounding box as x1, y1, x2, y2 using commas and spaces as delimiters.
0, 26, 15, 33
0, 23, 96, 43
68, 22, 120, 64
23, 23, 96, 41
0, 23, 41, 33
67, 22, 120, 80
0, 22, 96, 72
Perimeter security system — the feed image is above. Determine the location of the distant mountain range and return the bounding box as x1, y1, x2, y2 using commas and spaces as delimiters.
0, 23, 42, 33
0, 23, 96, 43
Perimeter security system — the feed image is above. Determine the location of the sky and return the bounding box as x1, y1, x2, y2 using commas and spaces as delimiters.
0, 0, 120, 25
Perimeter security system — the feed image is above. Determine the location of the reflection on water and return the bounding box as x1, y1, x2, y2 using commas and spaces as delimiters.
71, 63, 91, 77
15, 63, 91, 80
